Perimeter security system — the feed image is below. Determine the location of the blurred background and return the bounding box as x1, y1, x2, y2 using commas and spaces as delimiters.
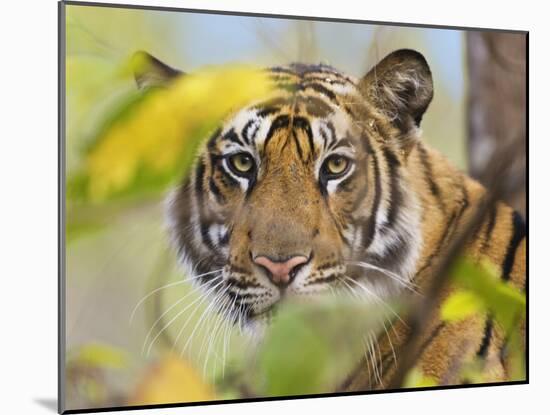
63, 3, 526, 411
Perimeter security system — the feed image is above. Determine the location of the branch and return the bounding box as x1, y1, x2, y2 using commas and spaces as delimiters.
387, 138, 524, 388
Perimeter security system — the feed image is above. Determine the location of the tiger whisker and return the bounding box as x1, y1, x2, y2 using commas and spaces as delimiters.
341, 275, 399, 374
145, 277, 224, 356
220, 293, 239, 377
364, 332, 381, 386
198, 288, 232, 374
169, 279, 227, 356
372, 331, 385, 387
204, 300, 231, 376
346, 261, 421, 295
213, 295, 237, 377
130, 268, 223, 323
180, 285, 231, 358
381, 315, 397, 368
343, 275, 407, 327
141, 284, 206, 355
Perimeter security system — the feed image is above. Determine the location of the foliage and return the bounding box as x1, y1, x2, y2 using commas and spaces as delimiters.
445, 257, 525, 333
440, 257, 526, 381
66, 343, 130, 407
67, 254, 527, 407
68, 63, 274, 203
441, 289, 485, 322
252, 299, 386, 396
403, 368, 438, 388
69, 343, 129, 370
129, 354, 215, 405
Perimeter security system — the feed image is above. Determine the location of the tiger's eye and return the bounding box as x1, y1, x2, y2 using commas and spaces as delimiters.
325, 155, 349, 175
229, 153, 254, 173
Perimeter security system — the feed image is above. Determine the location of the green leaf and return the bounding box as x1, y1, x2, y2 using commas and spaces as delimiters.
403, 368, 438, 388
441, 290, 485, 323
450, 258, 526, 333
259, 315, 330, 396
254, 298, 389, 396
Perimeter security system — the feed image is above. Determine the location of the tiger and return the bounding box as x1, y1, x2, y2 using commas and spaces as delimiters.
133, 48, 526, 390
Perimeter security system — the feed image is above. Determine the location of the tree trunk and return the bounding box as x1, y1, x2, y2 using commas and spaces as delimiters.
466, 32, 527, 216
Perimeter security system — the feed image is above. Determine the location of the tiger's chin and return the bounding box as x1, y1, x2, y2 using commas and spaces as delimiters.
239, 290, 323, 340
242, 312, 272, 340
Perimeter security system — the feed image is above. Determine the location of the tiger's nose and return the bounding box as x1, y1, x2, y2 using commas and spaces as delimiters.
253, 255, 309, 287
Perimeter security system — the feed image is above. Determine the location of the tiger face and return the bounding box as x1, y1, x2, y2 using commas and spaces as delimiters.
136, 49, 434, 334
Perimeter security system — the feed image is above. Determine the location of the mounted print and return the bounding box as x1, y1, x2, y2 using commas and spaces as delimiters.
59, 1, 528, 413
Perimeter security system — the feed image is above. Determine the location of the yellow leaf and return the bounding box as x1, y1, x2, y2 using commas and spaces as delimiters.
129, 354, 215, 406
83, 63, 274, 202
403, 368, 438, 388
441, 290, 485, 323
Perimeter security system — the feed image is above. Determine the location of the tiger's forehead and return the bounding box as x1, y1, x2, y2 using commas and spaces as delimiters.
268, 63, 360, 105
211, 63, 364, 158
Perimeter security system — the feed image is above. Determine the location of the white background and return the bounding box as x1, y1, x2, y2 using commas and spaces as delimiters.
0, 0, 544, 413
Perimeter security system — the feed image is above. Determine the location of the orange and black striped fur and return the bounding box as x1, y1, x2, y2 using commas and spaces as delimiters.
135, 49, 526, 389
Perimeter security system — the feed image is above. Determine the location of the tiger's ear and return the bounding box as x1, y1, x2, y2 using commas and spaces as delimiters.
132, 51, 183, 89
360, 49, 433, 141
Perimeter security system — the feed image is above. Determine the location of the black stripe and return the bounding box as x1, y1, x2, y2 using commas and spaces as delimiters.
294, 116, 315, 159
416, 143, 445, 212
302, 96, 334, 117
206, 128, 222, 152
199, 223, 215, 251
222, 128, 244, 146
172, 183, 215, 278
304, 274, 339, 286
208, 177, 225, 204
330, 137, 353, 151
194, 161, 215, 251
291, 130, 304, 160
241, 119, 255, 145
263, 114, 290, 150
257, 106, 281, 118
226, 277, 262, 290
363, 237, 409, 270
303, 75, 347, 85
501, 211, 526, 281
477, 317, 493, 358
269, 66, 297, 75
299, 82, 339, 105
382, 147, 402, 228
326, 121, 337, 149
219, 169, 239, 188
361, 136, 382, 250
297, 64, 355, 83
485, 204, 498, 242
479, 204, 498, 254
194, 160, 206, 202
